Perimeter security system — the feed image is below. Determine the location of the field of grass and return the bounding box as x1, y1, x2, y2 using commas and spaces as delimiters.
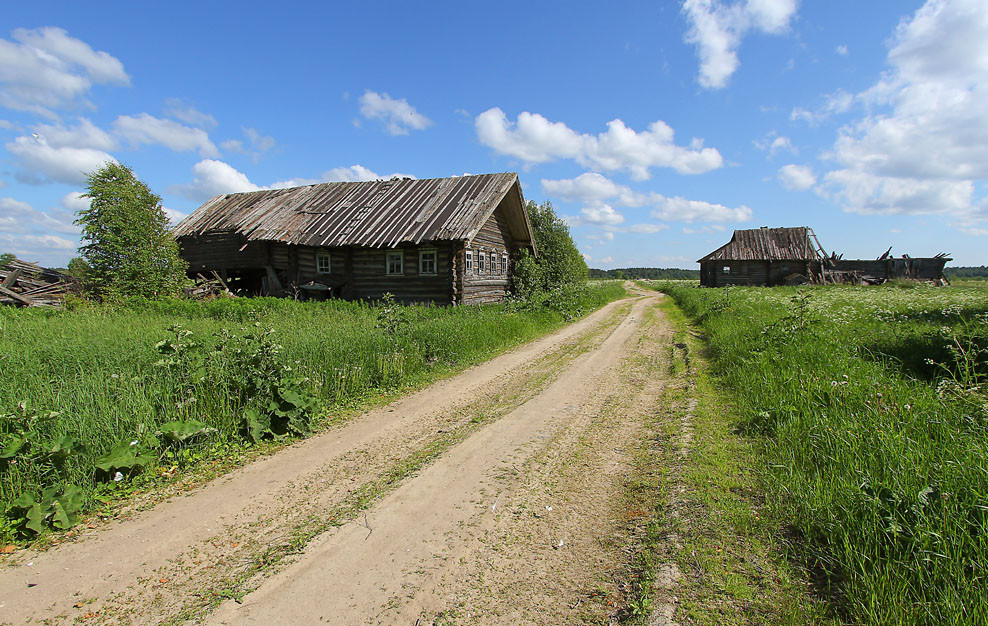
652, 281, 988, 624
0, 282, 625, 541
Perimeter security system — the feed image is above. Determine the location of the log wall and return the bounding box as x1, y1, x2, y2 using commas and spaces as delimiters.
461, 206, 514, 304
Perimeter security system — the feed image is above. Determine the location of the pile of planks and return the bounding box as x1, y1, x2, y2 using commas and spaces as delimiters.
0, 258, 79, 307
183, 271, 236, 299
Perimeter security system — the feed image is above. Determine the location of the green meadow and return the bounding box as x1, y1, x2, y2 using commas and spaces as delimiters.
0, 282, 624, 540
655, 280, 988, 624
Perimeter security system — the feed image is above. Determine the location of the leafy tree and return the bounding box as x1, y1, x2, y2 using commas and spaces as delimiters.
0, 252, 15, 266
76, 163, 187, 298
511, 201, 587, 297
65, 257, 90, 281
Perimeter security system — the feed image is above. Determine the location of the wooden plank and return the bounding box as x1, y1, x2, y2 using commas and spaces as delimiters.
0, 285, 33, 306
1, 268, 22, 289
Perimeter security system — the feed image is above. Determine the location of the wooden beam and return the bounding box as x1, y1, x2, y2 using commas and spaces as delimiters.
0, 285, 33, 306
1, 268, 22, 289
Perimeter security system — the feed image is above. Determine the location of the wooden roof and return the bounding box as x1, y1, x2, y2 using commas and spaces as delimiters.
173, 173, 534, 250
698, 226, 821, 262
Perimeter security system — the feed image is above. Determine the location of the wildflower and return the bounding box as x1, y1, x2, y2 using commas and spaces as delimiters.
113, 472, 124, 482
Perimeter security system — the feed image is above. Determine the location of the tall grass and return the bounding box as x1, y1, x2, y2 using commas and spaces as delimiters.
654, 282, 988, 624
0, 282, 625, 536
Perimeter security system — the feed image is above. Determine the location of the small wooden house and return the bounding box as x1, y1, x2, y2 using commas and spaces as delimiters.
172, 173, 536, 304
697, 226, 823, 287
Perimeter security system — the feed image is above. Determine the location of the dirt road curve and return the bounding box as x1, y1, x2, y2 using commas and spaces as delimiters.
0, 288, 675, 625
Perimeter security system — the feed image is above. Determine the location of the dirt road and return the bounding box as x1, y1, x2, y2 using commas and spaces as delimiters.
0, 289, 676, 625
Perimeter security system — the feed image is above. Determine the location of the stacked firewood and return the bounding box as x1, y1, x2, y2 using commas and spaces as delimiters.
0, 258, 79, 307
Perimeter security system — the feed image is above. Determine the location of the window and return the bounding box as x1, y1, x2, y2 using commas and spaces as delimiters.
387, 250, 404, 275
722, 265, 731, 273
316, 253, 331, 274
478, 251, 486, 273
490, 252, 498, 274
419, 248, 437, 275
465, 249, 473, 272
502, 254, 509, 275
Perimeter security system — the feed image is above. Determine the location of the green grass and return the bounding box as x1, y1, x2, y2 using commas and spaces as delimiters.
651, 281, 988, 625
0, 282, 625, 542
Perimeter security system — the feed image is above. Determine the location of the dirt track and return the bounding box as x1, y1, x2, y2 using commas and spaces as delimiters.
0, 288, 674, 625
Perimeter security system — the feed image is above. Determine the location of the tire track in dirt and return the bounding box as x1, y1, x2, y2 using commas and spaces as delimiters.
0, 297, 631, 626
205, 293, 670, 625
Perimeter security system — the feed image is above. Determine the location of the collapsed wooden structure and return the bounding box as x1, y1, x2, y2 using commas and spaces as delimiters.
698, 226, 951, 287
172, 173, 536, 305
0, 258, 79, 307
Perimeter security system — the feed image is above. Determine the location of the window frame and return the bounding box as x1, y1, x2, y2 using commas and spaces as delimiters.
465, 249, 473, 273
478, 251, 486, 273
490, 252, 498, 275
419, 247, 437, 275
316, 252, 331, 274
386, 250, 404, 276
501, 253, 509, 275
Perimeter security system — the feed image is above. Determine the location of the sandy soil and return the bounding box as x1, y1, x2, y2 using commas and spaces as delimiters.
0, 288, 674, 625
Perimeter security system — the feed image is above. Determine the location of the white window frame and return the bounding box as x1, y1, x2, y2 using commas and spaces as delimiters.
419, 248, 437, 275
722, 265, 731, 273
490, 252, 498, 275
501, 253, 509, 275
386, 250, 404, 275
316, 252, 331, 274
465, 249, 473, 273
478, 251, 486, 273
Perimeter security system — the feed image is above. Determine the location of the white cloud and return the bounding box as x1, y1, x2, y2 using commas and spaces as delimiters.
171, 159, 261, 201
600, 256, 615, 264
628, 223, 669, 234
650, 195, 752, 222
0, 119, 13, 129
0, 27, 129, 116
0, 196, 79, 236
221, 127, 276, 162
162, 207, 187, 225
61, 191, 90, 212
269, 164, 413, 190
819, 0, 988, 224
542, 172, 645, 206
754, 132, 795, 157
359, 90, 432, 135
32, 118, 116, 150
6, 134, 116, 185
163, 98, 217, 128
543, 172, 748, 223
243, 127, 275, 153
478, 109, 723, 179
836, 44, 849, 56
176, 161, 414, 202
682, 0, 798, 89
778, 164, 817, 190
822, 169, 971, 215
113, 113, 219, 157
572, 204, 625, 226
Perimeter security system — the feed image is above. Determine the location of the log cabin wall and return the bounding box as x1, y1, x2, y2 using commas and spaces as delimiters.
462, 204, 514, 304
179, 232, 269, 272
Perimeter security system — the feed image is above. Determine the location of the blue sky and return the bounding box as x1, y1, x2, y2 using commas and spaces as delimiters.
2, 0, 986, 269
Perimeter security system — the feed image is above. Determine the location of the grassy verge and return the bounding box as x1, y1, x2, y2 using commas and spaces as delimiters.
0, 282, 625, 544
620, 297, 824, 625
650, 281, 988, 624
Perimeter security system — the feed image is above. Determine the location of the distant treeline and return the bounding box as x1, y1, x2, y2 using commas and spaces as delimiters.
944, 266, 988, 279
589, 267, 700, 280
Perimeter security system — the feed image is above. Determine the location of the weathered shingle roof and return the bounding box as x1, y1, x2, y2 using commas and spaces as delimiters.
697, 227, 821, 262
173, 173, 532, 249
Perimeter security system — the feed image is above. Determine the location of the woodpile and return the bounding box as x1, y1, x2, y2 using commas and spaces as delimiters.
0, 258, 79, 307
183, 271, 236, 300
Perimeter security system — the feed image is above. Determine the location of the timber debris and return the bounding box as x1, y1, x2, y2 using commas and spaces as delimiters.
0, 258, 79, 307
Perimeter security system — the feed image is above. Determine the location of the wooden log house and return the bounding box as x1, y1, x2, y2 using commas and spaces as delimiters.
698, 226, 824, 287
698, 226, 951, 286
172, 173, 536, 305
